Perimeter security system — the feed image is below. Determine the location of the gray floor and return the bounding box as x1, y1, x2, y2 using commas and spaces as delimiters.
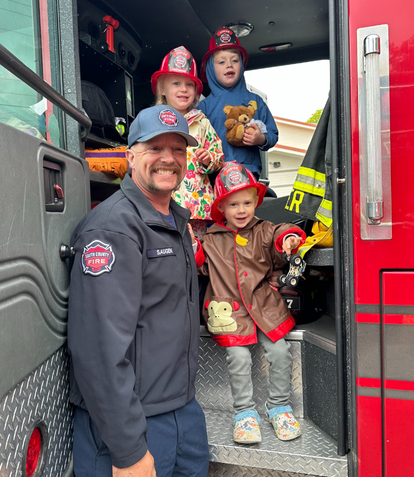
197, 334, 347, 477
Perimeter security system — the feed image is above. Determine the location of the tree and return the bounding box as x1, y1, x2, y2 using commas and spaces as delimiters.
307, 109, 323, 124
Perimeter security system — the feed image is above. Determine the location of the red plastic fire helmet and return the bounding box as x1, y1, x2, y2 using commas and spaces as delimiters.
211, 163, 267, 222
200, 26, 248, 83
151, 46, 203, 96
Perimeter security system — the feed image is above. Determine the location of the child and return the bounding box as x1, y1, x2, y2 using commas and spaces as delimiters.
198, 27, 279, 181
151, 46, 224, 238
192, 162, 305, 444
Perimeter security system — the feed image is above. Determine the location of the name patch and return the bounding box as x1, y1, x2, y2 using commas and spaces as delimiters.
147, 247, 176, 258
82, 240, 115, 276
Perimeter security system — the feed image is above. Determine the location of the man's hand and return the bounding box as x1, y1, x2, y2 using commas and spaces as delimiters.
195, 148, 211, 167
242, 123, 266, 147
187, 224, 196, 244
112, 451, 156, 477
282, 236, 302, 256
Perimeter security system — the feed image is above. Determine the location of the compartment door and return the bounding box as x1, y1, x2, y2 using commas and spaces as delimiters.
0, 122, 90, 401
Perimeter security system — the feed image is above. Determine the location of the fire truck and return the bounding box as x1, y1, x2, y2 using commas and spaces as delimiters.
0, 0, 413, 475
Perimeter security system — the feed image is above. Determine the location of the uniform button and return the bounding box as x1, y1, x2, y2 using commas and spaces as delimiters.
244, 272, 248, 276
249, 305, 252, 309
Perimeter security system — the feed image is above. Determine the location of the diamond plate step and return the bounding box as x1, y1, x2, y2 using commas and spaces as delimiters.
204, 409, 347, 477
208, 461, 320, 476
197, 333, 347, 476
196, 337, 303, 417
0, 347, 72, 477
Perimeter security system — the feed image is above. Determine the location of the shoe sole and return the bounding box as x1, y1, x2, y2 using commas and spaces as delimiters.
233, 438, 262, 444
276, 431, 302, 441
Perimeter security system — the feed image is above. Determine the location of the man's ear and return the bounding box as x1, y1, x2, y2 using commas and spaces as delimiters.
125, 149, 135, 168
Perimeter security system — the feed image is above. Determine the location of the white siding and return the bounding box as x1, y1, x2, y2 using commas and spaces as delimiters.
269, 118, 316, 197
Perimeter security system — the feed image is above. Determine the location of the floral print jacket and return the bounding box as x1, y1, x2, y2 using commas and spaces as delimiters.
172, 109, 224, 220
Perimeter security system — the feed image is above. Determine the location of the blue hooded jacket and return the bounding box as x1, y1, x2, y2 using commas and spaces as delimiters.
198, 56, 278, 176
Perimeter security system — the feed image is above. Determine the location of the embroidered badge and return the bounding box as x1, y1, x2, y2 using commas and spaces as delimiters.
147, 248, 176, 258
82, 240, 115, 276
159, 109, 178, 127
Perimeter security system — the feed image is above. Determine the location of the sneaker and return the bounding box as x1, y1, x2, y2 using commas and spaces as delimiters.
233, 410, 262, 444
265, 405, 301, 441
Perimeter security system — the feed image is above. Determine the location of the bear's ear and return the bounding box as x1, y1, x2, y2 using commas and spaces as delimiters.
223, 105, 233, 115
247, 105, 256, 117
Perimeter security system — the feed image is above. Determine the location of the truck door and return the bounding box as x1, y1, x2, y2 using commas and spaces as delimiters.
349, 1, 414, 475
0, 1, 90, 474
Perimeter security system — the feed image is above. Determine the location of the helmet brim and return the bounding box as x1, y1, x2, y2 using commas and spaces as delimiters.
151, 71, 203, 96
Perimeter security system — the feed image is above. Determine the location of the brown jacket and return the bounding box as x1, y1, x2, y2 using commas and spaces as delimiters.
199, 217, 305, 347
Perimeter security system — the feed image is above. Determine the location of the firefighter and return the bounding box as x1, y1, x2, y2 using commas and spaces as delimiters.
67, 105, 209, 477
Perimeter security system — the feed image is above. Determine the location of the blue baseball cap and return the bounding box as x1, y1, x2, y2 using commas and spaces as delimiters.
127, 105, 198, 148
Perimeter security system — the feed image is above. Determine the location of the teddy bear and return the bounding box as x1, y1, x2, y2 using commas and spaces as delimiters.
223, 102, 257, 147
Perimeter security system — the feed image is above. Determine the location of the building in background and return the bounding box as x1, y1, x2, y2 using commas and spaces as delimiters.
268, 117, 316, 197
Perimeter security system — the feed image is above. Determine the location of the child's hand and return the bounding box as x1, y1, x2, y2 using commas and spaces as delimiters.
282, 235, 302, 256
187, 224, 196, 244
195, 148, 211, 166
242, 123, 266, 147
268, 270, 283, 290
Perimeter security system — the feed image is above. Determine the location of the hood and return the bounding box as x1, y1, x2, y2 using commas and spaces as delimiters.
205, 56, 250, 101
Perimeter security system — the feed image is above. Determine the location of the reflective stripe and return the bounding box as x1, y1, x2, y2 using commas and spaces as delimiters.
319, 198, 332, 212
298, 166, 326, 183
293, 167, 326, 198
297, 244, 313, 258
316, 199, 333, 227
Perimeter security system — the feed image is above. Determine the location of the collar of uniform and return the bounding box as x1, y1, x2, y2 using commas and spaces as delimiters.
121, 174, 190, 236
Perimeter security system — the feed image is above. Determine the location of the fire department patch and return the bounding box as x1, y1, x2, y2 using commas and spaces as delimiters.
82, 240, 115, 276
159, 109, 178, 127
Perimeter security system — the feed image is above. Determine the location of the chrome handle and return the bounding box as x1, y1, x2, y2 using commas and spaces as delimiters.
364, 34, 383, 224
357, 24, 392, 241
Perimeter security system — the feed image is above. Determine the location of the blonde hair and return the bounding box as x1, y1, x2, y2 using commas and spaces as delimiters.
154, 76, 200, 112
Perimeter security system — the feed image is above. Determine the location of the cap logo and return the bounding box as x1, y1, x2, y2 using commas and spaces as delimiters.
82, 240, 115, 276
221, 164, 250, 191
159, 108, 178, 127
215, 28, 236, 47
168, 47, 193, 74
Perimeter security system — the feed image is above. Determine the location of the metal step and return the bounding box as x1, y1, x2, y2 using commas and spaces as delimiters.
204, 409, 347, 477
197, 330, 348, 477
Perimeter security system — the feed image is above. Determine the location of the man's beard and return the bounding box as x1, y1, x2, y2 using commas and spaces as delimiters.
147, 167, 184, 192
